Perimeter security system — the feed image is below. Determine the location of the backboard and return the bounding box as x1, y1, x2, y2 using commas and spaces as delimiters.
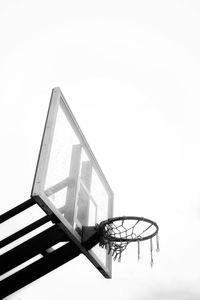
31, 87, 114, 278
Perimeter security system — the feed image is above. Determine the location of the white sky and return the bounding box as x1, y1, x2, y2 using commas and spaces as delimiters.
1, 0, 200, 299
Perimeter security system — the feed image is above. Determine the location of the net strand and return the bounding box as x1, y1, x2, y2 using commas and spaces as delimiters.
156, 233, 160, 252
150, 238, 153, 267
137, 240, 140, 262
137, 224, 153, 239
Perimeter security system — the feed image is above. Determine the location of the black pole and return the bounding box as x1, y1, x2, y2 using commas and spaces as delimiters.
0, 215, 51, 248
0, 199, 35, 224
0, 241, 81, 299
0, 223, 102, 299
0, 224, 68, 275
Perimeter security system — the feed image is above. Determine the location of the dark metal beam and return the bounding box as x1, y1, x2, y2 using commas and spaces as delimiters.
0, 196, 103, 298
0, 199, 35, 223
0, 241, 81, 299
0, 225, 68, 275
0, 215, 51, 248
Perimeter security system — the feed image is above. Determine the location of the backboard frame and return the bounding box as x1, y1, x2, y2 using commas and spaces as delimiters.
31, 87, 114, 278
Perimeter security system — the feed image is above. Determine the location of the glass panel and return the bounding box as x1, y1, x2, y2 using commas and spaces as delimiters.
90, 169, 109, 223
44, 105, 79, 191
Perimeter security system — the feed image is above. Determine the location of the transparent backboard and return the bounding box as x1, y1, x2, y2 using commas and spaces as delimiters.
31, 87, 113, 278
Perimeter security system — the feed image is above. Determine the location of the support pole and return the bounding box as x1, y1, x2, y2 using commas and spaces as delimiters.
0, 198, 35, 223
0, 197, 102, 298
0, 224, 68, 275
0, 215, 51, 248
0, 242, 81, 299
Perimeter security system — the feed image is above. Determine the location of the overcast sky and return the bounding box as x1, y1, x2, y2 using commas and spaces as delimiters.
1, 1, 200, 299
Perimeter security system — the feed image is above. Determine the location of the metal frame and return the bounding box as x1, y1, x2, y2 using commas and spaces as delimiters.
31, 87, 114, 278
0, 199, 69, 298
0, 198, 104, 298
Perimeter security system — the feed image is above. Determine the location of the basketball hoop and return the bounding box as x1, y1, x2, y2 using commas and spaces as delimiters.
97, 216, 159, 265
